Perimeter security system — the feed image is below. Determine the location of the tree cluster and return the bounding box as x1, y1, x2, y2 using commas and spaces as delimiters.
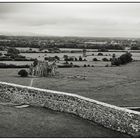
111, 52, 133, 66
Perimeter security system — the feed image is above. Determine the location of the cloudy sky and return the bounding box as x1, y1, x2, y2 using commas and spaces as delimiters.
0, 3, 140, 38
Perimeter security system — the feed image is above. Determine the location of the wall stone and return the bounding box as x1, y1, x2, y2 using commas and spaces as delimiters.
0, 81, 140, 137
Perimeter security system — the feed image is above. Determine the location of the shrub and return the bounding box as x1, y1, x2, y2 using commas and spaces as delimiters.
93, 58, 98, 61
102, 58, 109, 61
84, 64, 87, 67
98, 53, 103, 56
70, 62, 73, 66
79, 56, 82, 61
54, 56, 60, 61
18, 69, 28, 77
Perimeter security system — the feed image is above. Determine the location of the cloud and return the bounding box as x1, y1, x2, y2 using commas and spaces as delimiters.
0, 3, 140, 37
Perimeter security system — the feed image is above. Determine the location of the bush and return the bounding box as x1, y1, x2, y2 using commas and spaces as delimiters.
54, 56, 60, 61
98, 53, 103, 56
84, 64, 87, 67
93, 58, 98, 61
102, 58, 109, 61
70, 62, 73, 66
18, 69, 28, 77
79, 56, 82, 61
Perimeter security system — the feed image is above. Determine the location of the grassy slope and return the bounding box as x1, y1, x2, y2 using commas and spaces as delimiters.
0, 104, 130, 138
0, 61, 140, 107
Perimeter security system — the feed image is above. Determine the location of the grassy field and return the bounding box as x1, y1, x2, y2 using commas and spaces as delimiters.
0, 104, 130, 138
0, 61, 140, 107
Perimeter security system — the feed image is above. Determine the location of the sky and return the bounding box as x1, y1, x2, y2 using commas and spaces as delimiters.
0, 3, 140, 38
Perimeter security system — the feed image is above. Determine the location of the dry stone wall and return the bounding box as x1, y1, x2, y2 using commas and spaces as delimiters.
0, 81, 140, 137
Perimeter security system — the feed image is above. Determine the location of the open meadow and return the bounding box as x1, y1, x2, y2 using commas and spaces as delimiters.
0, 61, 140, 107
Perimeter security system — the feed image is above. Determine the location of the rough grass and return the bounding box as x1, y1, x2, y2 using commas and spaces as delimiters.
0, 61, 140, 107
0, 104, 130, 138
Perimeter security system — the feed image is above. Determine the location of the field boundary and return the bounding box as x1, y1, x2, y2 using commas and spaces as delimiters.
0, 81, 140, 137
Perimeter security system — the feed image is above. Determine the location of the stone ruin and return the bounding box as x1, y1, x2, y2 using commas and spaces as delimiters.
29, 60, 57, 77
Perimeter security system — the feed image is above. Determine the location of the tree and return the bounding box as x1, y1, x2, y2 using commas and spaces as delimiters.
119, 52, 132, 64
111, 52, 133, 66
18, 69, 28, 77
7, 47, 20, 56
79, 56, 82, 61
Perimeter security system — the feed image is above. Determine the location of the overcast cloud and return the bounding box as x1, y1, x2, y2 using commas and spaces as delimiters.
0, 3, 140, 37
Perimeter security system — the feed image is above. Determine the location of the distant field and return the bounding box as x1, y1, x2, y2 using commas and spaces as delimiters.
0, 61, 140, 107
0, 60, 110, 67
17, 48, 140, 61
1, 49, 140, 67
20, 51, 140, 61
